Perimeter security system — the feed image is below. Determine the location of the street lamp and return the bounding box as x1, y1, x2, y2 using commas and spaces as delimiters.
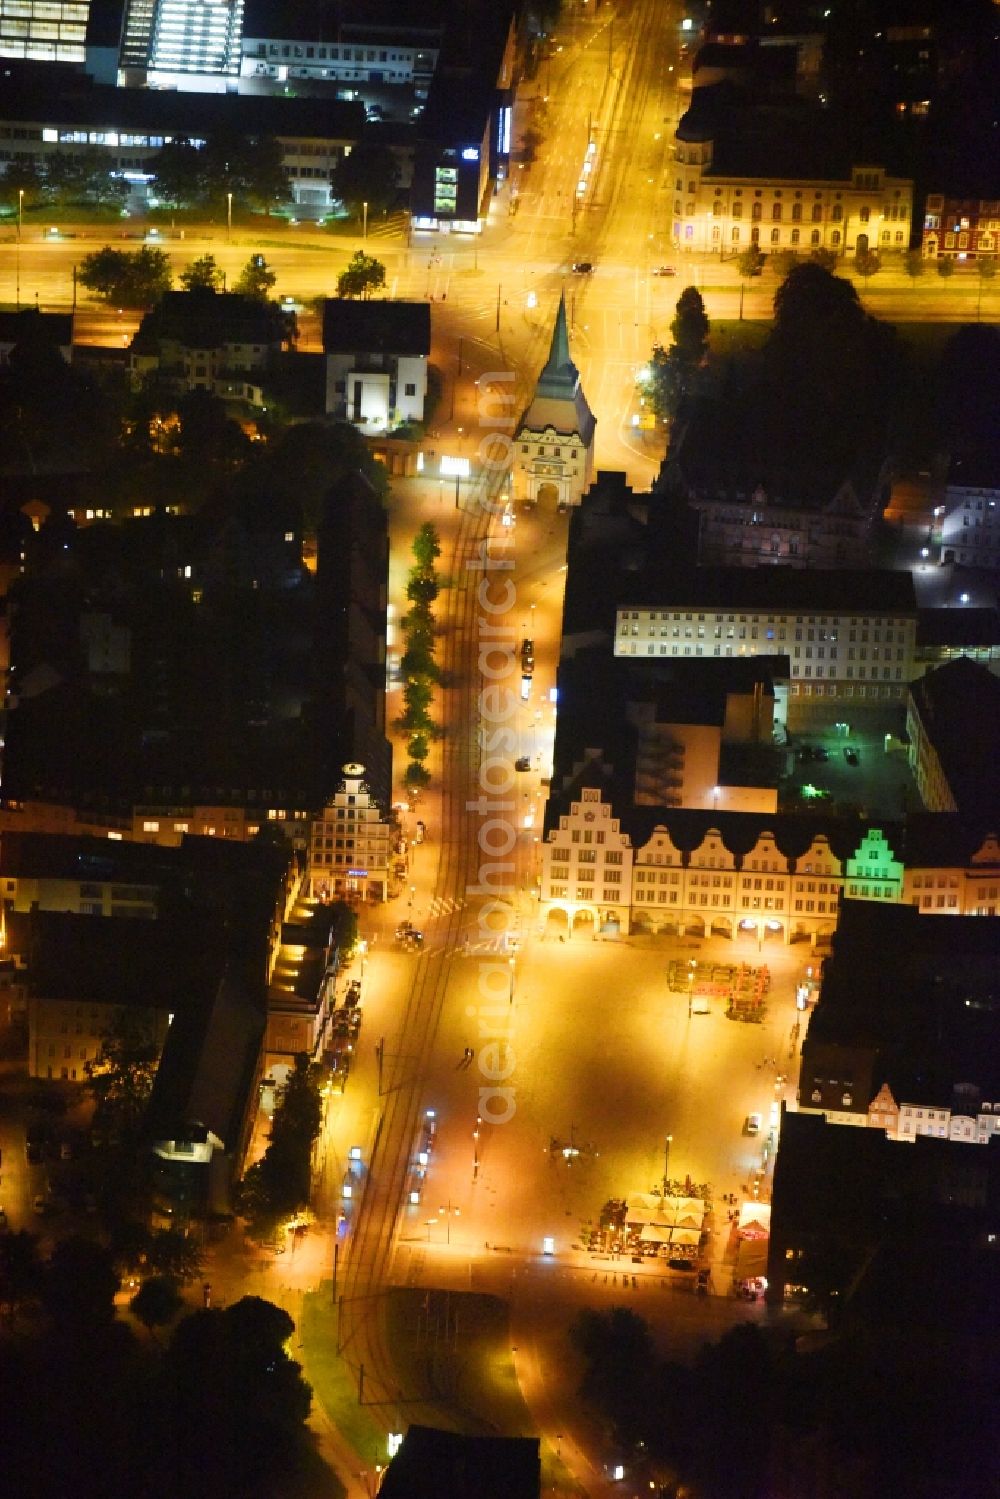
362, 200, 368, 243
16, 186, 23, 309
438, 1201, 460, 1243
662, 1133, 673, 1197
508, 954, 516, 1005
226, 191, 233, 242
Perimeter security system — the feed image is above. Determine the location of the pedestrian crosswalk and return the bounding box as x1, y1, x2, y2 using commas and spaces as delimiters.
427, 895, 465, 917
458, 934, 519, 956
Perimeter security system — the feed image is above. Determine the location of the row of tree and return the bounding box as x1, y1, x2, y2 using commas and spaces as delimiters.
0, 133, 402, 221
734, 241, 998, 292
237, 1054, 324, 1231
395, 523, 443, 795
75, 244, 388, 307
77, 247, 279, 307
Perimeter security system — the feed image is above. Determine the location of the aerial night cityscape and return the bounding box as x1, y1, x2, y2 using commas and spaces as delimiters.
0, 0, 997, 1495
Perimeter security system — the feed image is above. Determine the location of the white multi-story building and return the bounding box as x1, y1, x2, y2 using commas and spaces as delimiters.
672, 89, 913, 259
240, 22, 439, 102
120, 0, 245, 89
322, 300, 430, 431
613, 569, 918, 719
938, 454, 1000, 570
308, 762, 394, 902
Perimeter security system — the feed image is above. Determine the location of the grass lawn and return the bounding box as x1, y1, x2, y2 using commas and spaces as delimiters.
710, 319, 770, 353
300, 1284, 384, 1478
385, 1288, 583, 1496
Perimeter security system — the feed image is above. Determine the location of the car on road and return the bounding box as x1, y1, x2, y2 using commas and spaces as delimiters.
745, 1112, 762, 1136
571, 260, 594, 274
843, 748, 860, 766
395, 921, 424, 949
652, 265, 677, 276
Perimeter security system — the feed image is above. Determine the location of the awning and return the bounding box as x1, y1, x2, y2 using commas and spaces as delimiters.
674, 1212, 704, 1231
669, 1226, 701, 1246
639, 1224, 672, 1244
738, 1201, 771, 1238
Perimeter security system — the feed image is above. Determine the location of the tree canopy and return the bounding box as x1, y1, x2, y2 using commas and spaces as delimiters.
149, 132, 290, 213
762, 262, 900, 469
329, 142, 399, 216
85, 1008, 160, 1139
238, 1055, 323, 1226
179, 253, 224, 292
336, 250, 387, 300
232, 252, 278, 301
78, 246, 173, 308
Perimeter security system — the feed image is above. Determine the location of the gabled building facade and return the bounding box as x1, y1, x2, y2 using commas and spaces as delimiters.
922, 195, 1000, 261
513, 295, 595, 510
539, 771, 1000, 945
307, 762, 395, 902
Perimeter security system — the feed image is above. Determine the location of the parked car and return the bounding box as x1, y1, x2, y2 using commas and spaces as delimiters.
844, 748, 860, 766
571, 260, 594, 274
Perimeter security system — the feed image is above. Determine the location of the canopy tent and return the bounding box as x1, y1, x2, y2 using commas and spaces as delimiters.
738, 1202, 772, 1239
674, 1211, 704, 1231
627, 1193, 670, 1225
673, 1197, 704, 1217
669, 1226, 701, 1246
735, 1238, 769, 1282
639, 1223, 672, 1244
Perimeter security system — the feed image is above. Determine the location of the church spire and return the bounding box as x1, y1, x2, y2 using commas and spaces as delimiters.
535, 292, 580, 399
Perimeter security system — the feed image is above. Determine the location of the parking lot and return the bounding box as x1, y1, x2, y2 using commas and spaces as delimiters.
781, 712, 917, 819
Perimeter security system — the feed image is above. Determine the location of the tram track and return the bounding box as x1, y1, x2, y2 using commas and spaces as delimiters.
336, 469, 503, 1421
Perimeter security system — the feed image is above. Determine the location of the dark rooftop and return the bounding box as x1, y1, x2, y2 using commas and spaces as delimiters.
916, 607, 1000, 649
617, 564, 917, 615
908, 658, 1000, 812
380, 1425, 540, 1499
0, 72, 365, 141
0, 309, 73, 347
321, 299, 430, 357
806, 900, 1000, 1095
11, 908, 228, 1011
132, 290, 287, 354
